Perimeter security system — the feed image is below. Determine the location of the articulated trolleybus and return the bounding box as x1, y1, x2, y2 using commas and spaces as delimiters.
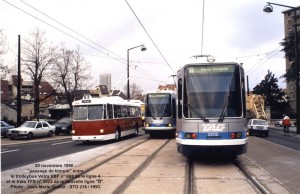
144, 90, 176, 137
72, 95, 143, 142
176, 62, 248, 155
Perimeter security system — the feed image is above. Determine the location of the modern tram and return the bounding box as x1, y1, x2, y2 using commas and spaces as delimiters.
144, 90, 176, 137
72, 95, 143, 142
176, 62, 248, 155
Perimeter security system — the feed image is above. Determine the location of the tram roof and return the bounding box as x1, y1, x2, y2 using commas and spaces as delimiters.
145, 90, 176, 95
72, 96, 141, 107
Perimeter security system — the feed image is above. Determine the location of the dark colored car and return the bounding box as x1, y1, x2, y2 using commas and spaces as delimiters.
1, 121, 15, 137
53, 117, 73, 135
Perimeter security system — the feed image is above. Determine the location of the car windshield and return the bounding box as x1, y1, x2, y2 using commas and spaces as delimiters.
253, 120, 267, 125
21, 122, 37, 128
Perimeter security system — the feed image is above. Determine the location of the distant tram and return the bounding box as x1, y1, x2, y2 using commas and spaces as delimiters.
144, 90, 176, 137
176, 62, 248, 155
72, 95, 143, 142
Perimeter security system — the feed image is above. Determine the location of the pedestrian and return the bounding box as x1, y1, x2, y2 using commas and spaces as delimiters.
282, 115, 291, 135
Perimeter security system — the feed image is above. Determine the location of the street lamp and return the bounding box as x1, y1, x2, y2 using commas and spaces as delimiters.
127, 44, 147, 100
263, 2, 299, 134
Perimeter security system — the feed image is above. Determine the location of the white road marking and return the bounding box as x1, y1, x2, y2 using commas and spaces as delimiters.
1, 149, 19, 154
51, 141, 73, 145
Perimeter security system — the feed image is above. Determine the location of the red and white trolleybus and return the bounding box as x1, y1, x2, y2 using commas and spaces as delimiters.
72, 95, 143, 142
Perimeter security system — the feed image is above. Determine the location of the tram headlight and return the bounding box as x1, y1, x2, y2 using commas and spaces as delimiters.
71, 130, 75, 135
145, 124, 149, 127
167, 124, 172, 127
236, 132, 242, 138
100, 129, 104, 134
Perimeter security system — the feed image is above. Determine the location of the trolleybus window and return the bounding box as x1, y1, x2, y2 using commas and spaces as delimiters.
146, 94, 171, 117
183, 64, 242, 118
74, 105, 104, 120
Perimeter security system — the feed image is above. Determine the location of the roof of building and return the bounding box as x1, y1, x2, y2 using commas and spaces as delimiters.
111, 90, 127, 99
99, 85, 109, 95
1, 80, 10, 101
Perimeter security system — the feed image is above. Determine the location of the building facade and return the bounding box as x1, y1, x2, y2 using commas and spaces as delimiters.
283, 6, 300, 113
99, 73, 112, 92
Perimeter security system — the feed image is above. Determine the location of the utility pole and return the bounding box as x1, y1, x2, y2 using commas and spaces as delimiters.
17, 35, 22, 126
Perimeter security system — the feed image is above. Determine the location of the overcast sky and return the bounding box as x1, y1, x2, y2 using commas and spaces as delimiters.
1, 0, 299, 93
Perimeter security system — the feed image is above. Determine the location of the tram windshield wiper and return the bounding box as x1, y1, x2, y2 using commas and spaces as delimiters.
218, 95, 230, 122
185, 104, 209, 122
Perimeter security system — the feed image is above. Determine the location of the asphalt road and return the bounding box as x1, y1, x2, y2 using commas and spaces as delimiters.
1, 136, 117, 171
263, 126, 300, 152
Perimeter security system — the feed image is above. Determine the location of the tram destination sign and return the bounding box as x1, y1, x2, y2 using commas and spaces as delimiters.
187, 65, 235, 74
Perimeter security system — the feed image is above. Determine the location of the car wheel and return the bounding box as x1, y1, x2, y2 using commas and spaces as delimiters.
48, 131, 53, 137
27, 133, 33, 140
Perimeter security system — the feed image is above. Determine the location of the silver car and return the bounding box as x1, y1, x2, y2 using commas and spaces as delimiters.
247, 119, 269, 137
6, 121, 56, 140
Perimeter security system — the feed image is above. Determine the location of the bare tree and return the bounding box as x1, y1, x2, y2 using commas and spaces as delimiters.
131, 83, 143, 99
22, 28, 57, 119
0, 29, 12, 79
52, 44, 91, 111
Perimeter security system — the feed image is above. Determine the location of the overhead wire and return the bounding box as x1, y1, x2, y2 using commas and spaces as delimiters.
124, 0, 176, 74
19, 0, 124, 61
3, 0, 168, 86
246, 47, 283, 76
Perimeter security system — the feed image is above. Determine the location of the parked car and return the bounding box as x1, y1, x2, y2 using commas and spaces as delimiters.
53, 117, 73, 135
6, 121, 56, 140
274, 120, 283, 127
247, 119, 269, 137
1, 121, 15, 137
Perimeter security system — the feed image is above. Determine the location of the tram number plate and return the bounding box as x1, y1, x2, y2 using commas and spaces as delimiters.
207, 132, 219, 137
152, 120, 163, 124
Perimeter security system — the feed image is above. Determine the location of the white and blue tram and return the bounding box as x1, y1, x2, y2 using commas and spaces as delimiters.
176, 62, 248, 155
144, 90, 176, 137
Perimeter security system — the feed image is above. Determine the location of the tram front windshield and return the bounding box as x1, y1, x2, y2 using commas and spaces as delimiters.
146, 94, 171, 117
183, 64, 242, 118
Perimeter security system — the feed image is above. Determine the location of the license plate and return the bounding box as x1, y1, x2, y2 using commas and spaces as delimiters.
153, 120, 163, 124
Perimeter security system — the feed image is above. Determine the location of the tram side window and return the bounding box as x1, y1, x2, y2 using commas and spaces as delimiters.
107, 104, 113, 119
122, 106, 128, 117
114, 105, 122, 118
178, 78, 182, 119
129, 106, 134, 117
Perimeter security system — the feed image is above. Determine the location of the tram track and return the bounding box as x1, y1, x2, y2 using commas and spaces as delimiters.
112, 139, 171, 194
17, 137, 172, 194
186, 155, 270, 194
7, 137, 290, 194
233, 159, 269, 194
